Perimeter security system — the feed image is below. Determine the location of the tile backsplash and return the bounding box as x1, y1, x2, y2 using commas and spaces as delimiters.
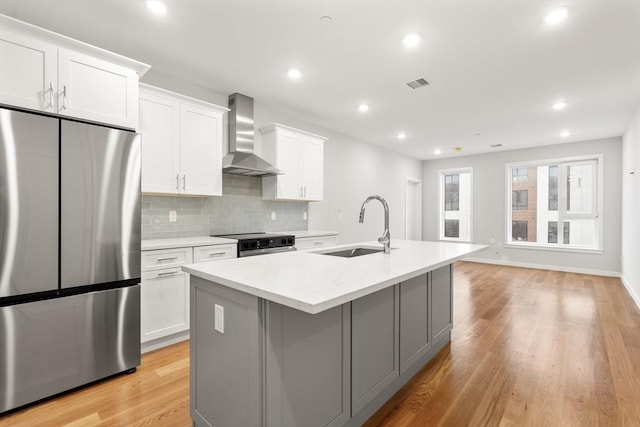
142, 175, 308, 240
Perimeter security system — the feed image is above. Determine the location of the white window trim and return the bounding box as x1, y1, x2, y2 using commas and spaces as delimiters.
504, 154, 604, 252
438, 167, 473, 243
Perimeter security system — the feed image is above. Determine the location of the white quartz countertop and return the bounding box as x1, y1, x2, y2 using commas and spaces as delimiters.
183, 240, 487, 314
142, 236, 237, 251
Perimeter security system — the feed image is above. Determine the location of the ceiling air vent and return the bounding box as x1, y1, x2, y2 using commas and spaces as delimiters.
406, 78, 429, 89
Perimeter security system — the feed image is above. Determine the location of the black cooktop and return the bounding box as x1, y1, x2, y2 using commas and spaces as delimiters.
211, 232, 295, 252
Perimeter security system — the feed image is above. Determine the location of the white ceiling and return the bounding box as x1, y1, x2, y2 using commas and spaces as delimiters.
1, 0, 639, 160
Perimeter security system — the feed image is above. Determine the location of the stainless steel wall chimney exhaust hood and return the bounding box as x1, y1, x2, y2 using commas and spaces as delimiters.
223, 93, 282, 176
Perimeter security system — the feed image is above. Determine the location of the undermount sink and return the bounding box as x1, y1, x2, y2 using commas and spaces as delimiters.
318, 246, 392, 258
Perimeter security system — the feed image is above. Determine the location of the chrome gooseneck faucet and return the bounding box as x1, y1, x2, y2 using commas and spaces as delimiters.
359, 195, 391, 254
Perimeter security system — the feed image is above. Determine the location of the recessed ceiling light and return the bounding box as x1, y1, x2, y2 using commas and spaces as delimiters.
560, 130, 571, 138
358, 104, 369, 113
287, 68, 302, 80
434, 149, 442, 155
545, 8, 568, 25
552, 101, 567, 110
454, 147, 463, 152
319, 15, 333, 24
402, 32, 420, 48
397, 132, 406, 140
146, 0, 167, 15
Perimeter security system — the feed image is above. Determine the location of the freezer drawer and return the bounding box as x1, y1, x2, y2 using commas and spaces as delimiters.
0, 285, 140, 413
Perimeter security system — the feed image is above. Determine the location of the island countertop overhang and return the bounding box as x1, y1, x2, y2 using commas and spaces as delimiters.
182, 240, 487, 314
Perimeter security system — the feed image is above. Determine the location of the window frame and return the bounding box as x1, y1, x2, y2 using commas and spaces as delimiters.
504, 154, 603, 253
438, 167, 473, 242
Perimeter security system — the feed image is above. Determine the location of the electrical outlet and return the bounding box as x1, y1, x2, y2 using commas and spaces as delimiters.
303, 211, 307, 220
215, 304, 224, 334
271, 211, 276, 220
169, 211, 177, 222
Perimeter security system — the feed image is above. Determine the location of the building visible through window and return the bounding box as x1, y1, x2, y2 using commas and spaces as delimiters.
512, 190, 528, 210
512, 220, 528, 241
439, 169, 472, 241
444, 174, 460, 211
507, 157, 600, 250
548, 221, 570, 244
444, 219, 459, 238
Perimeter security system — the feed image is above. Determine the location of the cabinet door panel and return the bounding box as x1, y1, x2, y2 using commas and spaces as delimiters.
179, 103, 222, 196
0, 31, 56, 112
276, 131, 302, 199
352, 286, 399, 414
141, 269, 189, 342
265, 302, 351, 427
431, 265, 453, 342
300, 136, 324, 201
58, 48, 138, 128
139, 92, 180, 193
400, 274, 431, 373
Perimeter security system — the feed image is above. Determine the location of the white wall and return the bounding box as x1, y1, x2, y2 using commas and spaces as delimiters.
622, 106, 640, 308
141, 70, 423, 244
422, 138, 622, 276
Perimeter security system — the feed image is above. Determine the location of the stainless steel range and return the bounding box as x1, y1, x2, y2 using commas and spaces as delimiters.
212, 233, 296, 257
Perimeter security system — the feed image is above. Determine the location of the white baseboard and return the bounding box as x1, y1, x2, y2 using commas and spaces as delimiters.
141, 331, 189, 354
462, 257, 620, 278
620, 275, 640, 312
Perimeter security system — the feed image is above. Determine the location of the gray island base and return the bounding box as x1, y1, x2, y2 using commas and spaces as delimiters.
184, 240, 486, 427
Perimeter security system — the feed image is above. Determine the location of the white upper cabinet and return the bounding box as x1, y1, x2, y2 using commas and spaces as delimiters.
260, 123, 326, 201
0, 14, 148, 129
0, 30, 57, 112
57, 49, 139, 128
139, 84, 227, 196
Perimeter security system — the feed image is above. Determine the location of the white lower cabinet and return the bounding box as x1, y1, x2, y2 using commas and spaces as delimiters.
141, 243, 236, 351
141, 266, 191, 343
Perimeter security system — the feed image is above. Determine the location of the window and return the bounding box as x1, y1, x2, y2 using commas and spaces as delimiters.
512, 190, 528, 210
512, 220, 528, 241
512, 167, 528, 181
506, 156, 601, 251
548, 221, 570, 244
548, 165, 558, 210
444, 174, 459, 211
444, 220, 459, 238
439, 168, 472, 241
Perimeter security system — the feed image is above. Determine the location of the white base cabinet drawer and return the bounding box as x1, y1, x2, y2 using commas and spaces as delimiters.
193, 244, 236, 262
141, 242, 237, 351
295, 235, 338, 250
141, 268, 189, 343
142, 247, 192, 271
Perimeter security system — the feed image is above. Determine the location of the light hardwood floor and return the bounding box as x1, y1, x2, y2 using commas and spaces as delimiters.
1, 262, 638, 426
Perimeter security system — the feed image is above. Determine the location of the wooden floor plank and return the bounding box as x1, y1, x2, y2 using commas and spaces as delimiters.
1, 261, 639, 427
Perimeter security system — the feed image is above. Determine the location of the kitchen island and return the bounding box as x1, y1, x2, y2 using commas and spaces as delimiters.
183, 240, 486, 427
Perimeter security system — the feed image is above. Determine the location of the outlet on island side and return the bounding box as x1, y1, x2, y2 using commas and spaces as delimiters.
271, 211, 276, 220
169, 210, 177, 222
303, 211, 307, 220
214, 304, 224, 334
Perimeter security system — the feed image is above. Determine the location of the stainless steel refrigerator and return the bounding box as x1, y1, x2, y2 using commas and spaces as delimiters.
0, 107, 141, 414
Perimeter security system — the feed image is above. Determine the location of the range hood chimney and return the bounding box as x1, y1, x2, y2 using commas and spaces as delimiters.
222, 93, 282, 176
